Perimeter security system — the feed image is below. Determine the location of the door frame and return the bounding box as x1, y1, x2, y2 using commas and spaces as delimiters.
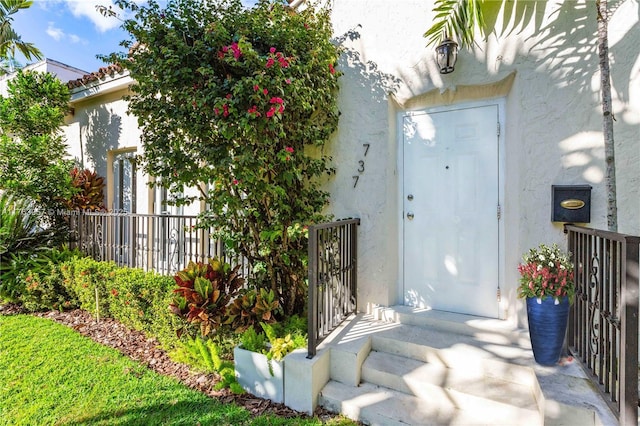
396, 98, 507, 319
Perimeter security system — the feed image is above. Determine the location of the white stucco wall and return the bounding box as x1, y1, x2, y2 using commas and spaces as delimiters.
325, 0, 640, 323
64, 77, 147, 213
64, 75, 202, 217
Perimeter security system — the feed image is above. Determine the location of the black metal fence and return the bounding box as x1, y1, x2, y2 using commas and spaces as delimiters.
565, 224, 639, 424
307, 218, 360, 358
69, 212, 362, 359
67, 211, 248, 276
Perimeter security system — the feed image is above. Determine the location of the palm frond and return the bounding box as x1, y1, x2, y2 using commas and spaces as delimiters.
424, 0, 485, 49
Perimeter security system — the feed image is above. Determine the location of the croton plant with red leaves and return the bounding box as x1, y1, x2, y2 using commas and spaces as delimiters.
169, 258, 244, 338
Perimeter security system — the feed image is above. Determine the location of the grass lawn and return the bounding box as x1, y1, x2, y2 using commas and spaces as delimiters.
0, 315, 353, 426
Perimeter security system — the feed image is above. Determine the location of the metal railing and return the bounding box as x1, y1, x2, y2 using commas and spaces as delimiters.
67, 211, 248, 276
565, 224, 639, 424
307, 218, 360, 358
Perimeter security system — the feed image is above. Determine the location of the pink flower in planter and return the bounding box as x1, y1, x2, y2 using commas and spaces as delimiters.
285, 146, 294, 153
266, 58, 275, 68
270, 47, 276, 53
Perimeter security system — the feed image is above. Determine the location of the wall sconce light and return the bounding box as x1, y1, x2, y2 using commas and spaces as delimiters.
435, 36, 458, 74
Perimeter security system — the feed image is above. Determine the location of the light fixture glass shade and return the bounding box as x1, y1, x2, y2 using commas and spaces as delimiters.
435, 37, 458, 74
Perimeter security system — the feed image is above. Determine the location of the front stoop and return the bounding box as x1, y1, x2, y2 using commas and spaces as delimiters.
313, 307, 616, 426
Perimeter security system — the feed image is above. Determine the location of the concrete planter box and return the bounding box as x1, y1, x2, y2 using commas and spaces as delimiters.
234, 345, 284, 403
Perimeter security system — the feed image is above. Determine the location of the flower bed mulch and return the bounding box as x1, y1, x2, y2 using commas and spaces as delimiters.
0, 304, 343, 423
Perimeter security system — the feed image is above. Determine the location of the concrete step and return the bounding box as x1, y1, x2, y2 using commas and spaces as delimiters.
362, 350, 540, 413
319, 380, 541, 426
372, 305, 531, 348
319, 313, 613, 425
367, 320, 539, 389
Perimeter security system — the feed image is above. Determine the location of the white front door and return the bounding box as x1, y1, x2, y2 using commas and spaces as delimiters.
402, 104, 500, 318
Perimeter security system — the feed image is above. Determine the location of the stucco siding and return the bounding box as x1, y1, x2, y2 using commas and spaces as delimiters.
325, 0, 639, 321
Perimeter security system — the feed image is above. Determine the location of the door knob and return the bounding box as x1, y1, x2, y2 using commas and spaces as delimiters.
406, 212, 414, 220
407, 194, 414, 201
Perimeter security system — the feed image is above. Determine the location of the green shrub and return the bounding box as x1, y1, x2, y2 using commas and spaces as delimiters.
108, 267, 179, 348
60, 257, 117, 317
21, 247, 83, 312
59, 257, 180, 349
0, 192, 60, 302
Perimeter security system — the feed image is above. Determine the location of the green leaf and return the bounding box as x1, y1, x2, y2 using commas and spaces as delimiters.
194, 276, 212, 300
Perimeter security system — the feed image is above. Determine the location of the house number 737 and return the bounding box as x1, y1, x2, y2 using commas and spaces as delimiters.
353, 143, 370, 188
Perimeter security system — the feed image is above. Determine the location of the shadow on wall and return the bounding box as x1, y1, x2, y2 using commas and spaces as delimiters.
81, 104, 123, 179
334, 25, 402, 105
532, 0, 637, 108
395, 0, 638, 231
521, 0, 639, 227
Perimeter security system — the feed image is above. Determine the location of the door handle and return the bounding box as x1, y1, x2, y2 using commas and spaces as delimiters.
406, 212, 414, 220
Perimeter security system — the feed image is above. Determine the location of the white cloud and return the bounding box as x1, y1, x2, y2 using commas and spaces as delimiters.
64, 0, 121, 33
46, 21, 88, 45
46, 22, 64, 41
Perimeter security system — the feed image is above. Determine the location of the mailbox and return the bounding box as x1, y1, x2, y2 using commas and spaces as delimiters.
551, 185, 592, 223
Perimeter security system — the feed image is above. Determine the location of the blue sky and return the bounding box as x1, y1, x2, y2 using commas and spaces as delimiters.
13, 0, 256, 73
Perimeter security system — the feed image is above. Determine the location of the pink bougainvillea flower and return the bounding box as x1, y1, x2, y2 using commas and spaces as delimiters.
253, 84, 260, 92
214, 107, 220, 115
223, 104, 229, 117
232, 179, 239, 185
230, 42, 242, 60
278, 57, 289, 68
285, 146, 294, 153
266, 58, 275, 68
285, 78, 291, 84
329, 63, 335, 74
269, 47, 276, 53
278, 105, 284, 113
247, 105, 261, 117
266, 107, 276, 118
263, 88, 268, 95
217, 51, 225, 59
222, 46, 229, 52
226, 93, 232, 99
270, 97, 284, 104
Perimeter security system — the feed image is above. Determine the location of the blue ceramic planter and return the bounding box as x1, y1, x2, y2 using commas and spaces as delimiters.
526, 296, 569, 366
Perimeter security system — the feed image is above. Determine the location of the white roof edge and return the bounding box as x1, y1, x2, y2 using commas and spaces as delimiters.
0, 58, 89, 82
69, 70, 133, 103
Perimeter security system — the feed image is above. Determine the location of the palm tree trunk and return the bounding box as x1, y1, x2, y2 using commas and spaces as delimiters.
597, 0, 617, 232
